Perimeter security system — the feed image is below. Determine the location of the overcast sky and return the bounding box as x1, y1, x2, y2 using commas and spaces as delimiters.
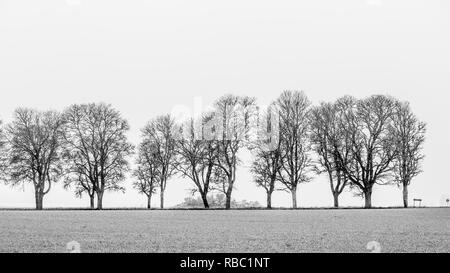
0, 0, 449, 208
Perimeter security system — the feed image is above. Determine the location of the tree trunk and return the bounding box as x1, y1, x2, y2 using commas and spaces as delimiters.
201, 192, 209, 209
89, 194, 95, 209
364, 188, 372, 209
160, 189, 165, 209
225, 193, 231, 210
403, 184, 408, 208
35, 190, 44, 210
333, 192, 339, 208
147, 194, 152, 209
97, 191, 103, 210
291, 189, 297, 209
225, 176, 234, 210
267, 191, 273, 209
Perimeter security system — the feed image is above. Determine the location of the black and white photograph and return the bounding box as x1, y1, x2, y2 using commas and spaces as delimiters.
0, 0, 449, 268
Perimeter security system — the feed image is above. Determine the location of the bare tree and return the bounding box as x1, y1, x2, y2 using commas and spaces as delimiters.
0, 119, 7, 179
63, 103, 134, 209
175, 116, 217, 209
250, 148, 282, 209
132, 141, 160, 209
335, 95, 398, 208
310, 102, 352, 208
211, 94, 257, 209
392, 101, 426, 208
4, 108, 65, 210
276, 91, 313, 209
142, 115, 178, 209
249, 106, 282, 209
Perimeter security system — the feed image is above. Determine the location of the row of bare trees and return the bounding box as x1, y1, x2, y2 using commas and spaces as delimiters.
133, 95, 257, 209
0, 91, 426, 210
0, 104, 134, 210
132, 91, 426, 210
250, 91, 426, 209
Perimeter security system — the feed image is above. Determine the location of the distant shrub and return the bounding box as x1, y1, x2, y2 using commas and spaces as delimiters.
175, 193, 262, 209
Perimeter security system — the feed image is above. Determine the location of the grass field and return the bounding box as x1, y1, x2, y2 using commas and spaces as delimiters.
0, 208, 449, 253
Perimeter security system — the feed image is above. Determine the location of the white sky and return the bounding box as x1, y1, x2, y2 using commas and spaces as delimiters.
0, 0, 449, 208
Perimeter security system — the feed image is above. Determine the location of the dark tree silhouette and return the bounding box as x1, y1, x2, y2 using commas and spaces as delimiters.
310, 102, 353, 208
392, 101, 426, 208
250, 149, 282, 209
276, 91, 313, 209
142, 115, 178, 209
0, 119, 7, 180
175, 116, 217, 209
249, 105, 282, 209
132, 141, 160, 209
4, 109, 65, 210
211, 94, 257, 209
63, 103, 134, 209
335, 95, 398, 208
